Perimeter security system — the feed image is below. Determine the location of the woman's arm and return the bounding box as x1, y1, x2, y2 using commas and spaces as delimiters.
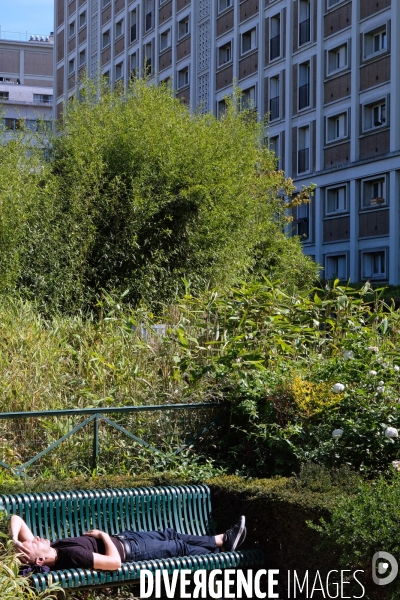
84, 529, 122, 570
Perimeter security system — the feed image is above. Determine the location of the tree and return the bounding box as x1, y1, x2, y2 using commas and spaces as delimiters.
2, 78, 316, 313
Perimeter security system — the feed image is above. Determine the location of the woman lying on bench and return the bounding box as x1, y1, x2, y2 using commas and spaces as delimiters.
11, 515, 247, 571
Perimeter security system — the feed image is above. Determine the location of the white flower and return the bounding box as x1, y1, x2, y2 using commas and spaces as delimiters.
343, 351, 354, 361
332, 428, 344, 439
385, 427, 399, 439
394, 365, 400, 372
367, 346, 379, 353
369, 370, 377, 376
392, 460, 400, 470
332, 383, 345, 393
379, 381, 385, 386
377, 386, 385, 394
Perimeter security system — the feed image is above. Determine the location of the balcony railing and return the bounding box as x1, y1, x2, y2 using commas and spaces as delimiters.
269, 96, 280, 120
299, 19, 310, 45
298, 83, 309, 110
270, 34, 281, 60
298, 148, 310, 173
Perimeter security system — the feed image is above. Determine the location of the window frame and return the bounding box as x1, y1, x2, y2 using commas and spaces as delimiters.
269, 74, 280, 121
363, 26, 387, 61
79, 48, 86, 68
102, 29, 111, 49
115, 61, 124, 81
327, 42, 348, 76
115, 19, 124, 40
241, 85, 257, 110
178, 15, 190, 40
269, 15, 281, 60
177, 65, 190, 89
218, 0, 232, 13
241, 27, 257, 56
361, 175, 387, 210
361, 248, 388, 280
68, 20, 76, 39
324, 253, 348, 281
160, 28, 172, 52
217, 41, 233, 68
325, 184, 348, 215
326, 111, 348, 143
297, 125, 310, 174
68, 57, 75, 75
362, 98, 387, 132
79, 11, 87, 29
298, 0, 311, 47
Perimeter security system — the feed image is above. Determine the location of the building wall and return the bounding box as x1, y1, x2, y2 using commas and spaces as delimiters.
54, 0, 400, 285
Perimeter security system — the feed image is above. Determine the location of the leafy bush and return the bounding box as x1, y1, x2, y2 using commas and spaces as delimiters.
0, 79, 316, 314
313, 469, 400, 599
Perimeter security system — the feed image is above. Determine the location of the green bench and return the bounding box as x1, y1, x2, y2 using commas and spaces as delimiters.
0, 485, 265, 593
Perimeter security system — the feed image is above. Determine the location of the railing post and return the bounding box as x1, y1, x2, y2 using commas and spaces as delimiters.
92, 415, 99, 471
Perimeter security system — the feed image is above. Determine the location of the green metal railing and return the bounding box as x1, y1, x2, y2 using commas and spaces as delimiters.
0, 403, 228, 477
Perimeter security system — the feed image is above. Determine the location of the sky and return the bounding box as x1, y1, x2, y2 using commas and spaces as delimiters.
0, 0, 54, 39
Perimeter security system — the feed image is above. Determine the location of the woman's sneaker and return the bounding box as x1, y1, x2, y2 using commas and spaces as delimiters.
223, 516, 246, 551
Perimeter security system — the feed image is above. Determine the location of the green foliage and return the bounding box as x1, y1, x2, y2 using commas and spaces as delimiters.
0, 79, 316, 314
313, 469, 400, 598
168, 279, 400, 475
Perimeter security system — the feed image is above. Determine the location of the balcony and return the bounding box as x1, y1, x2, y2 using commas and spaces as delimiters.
298, 83, 309, 110
269, 96, 279, 120
270, 34, 280, 60
299, 19, 310, 45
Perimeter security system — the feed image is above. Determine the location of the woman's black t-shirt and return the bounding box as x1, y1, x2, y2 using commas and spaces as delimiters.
51, 536, 123, 570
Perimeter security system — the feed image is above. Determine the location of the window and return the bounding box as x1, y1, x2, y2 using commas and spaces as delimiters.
269, 135, 280, 167
327, 44, 348, 74
0, 91, 10, 100
79, 49, 86, 67
327, 0, 344, 7
294, 202, 309, 239
103, 70, 110, 85
160, 29, 171, 51
69, 21, 75, 38
299, 0, 310, 46
116, 19, 123, 39
241, 86, 256, 109
327, 112, 347, 142
177, 66, 189, 88
102, 29, 111, 48
363, 100, 386, 131
218, 42, 232, 67
219, 0, 232, 12
326, 185, 347, 214
270, 15, 280, 60
145, 0, 153, 32
325, 255, 347, 280
144, 41, 153, 75
269, 76, 280, 121
362, 250, 387, 280
130, 9, 137, 43
298, 61, 310, 110
217, 98, 227, 117
68, 58, 75, 74
79, 11, 86, 28
33, 94, 53, 104
102, 0, 111, 7
242, 27, 256, 54
298, 126, 310, 173
130, 52, 138, 78
115, 62, 123, 80
178, 16, 190, 39
362, 177, 386, 208
364, 27, 387, 59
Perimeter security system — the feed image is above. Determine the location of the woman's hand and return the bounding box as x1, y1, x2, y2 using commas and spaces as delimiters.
83, 529, 105, 539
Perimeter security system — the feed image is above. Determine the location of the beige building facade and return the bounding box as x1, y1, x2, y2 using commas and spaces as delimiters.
54, 0, 400, 284
0, 35, 53, 131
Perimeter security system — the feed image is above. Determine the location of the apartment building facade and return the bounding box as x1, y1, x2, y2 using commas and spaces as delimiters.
0, 36, 53, 132
54, 0, 400, 284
